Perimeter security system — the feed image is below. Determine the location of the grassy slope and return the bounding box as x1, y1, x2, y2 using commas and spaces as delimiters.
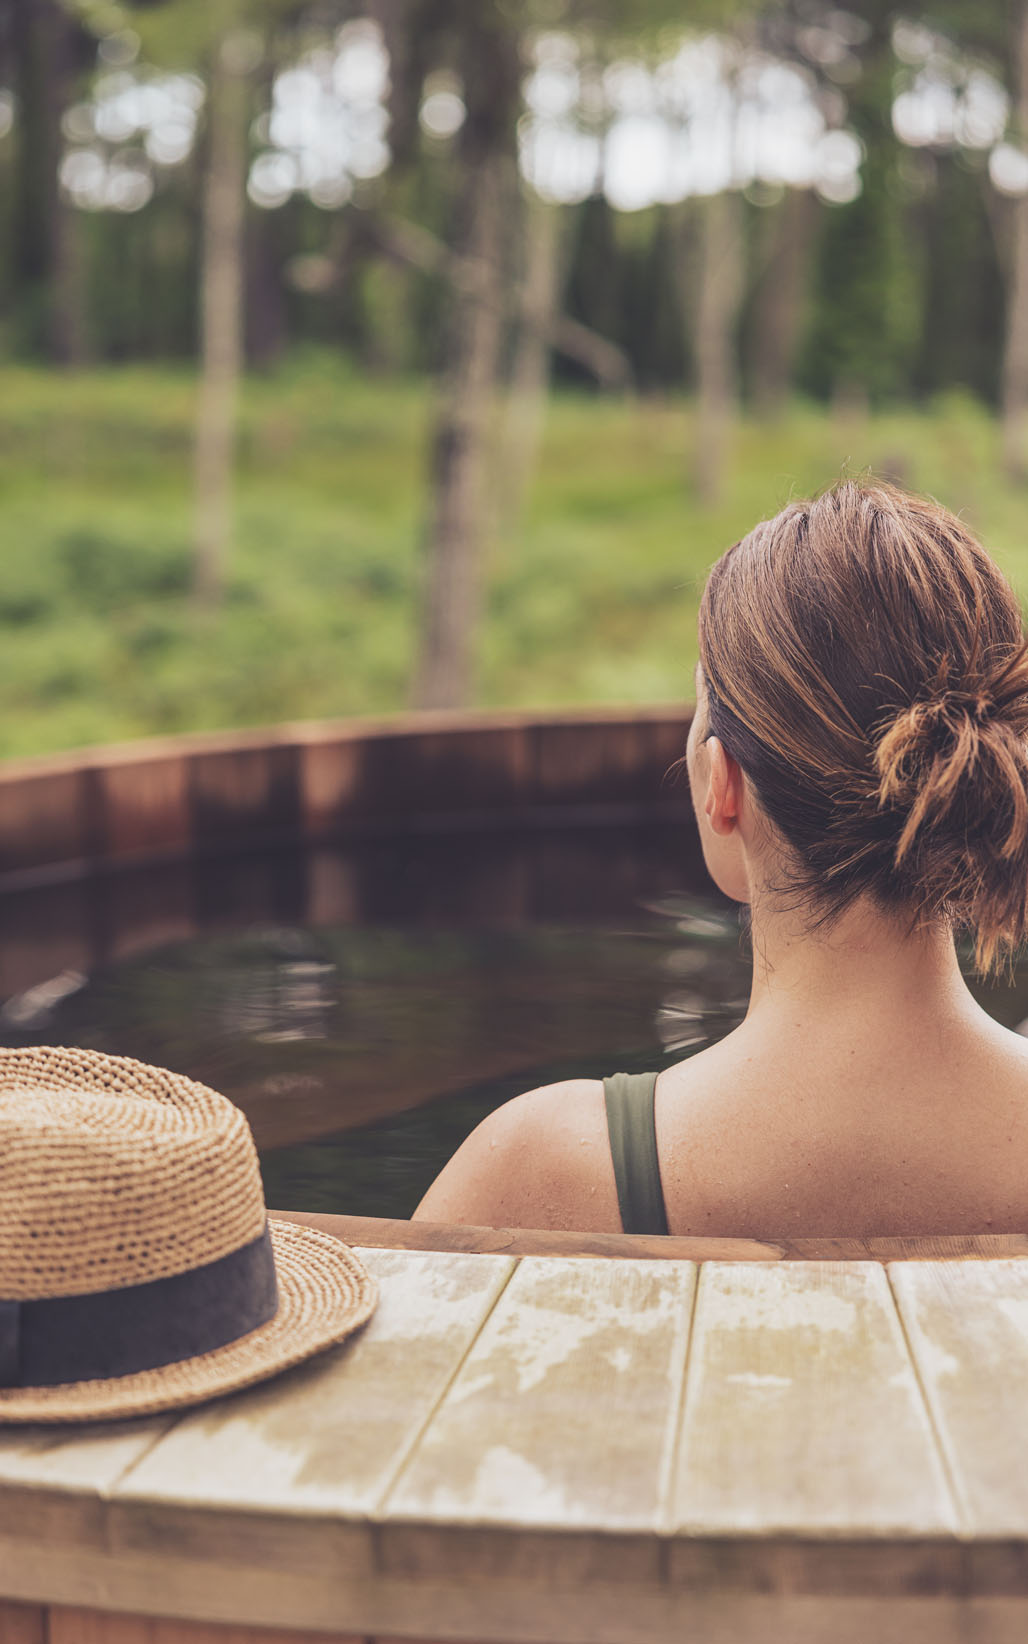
0, 359, 1018, 759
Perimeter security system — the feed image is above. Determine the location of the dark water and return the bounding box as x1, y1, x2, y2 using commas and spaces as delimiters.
2, 827, 1027, 1217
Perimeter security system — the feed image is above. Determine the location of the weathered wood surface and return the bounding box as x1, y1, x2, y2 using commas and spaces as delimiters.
891, 1258, 1028, 1537
2, 1252, 1028, 1643
386, 1257, 694, 1561
48, 1615, 365, 1644
117, 1249, 514, 1520
35, 1596, 1028, 1644
671, 1262, 954, 1540
273, 1210, 1028, 1266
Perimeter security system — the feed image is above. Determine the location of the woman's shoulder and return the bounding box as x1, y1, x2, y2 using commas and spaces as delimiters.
412, 1077, 622, 1231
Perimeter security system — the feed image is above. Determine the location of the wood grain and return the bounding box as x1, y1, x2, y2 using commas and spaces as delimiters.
786, 1234, 1028, 1263
48, 1608, 366, 1643
669, 1261, 956, 1542
114, 1249, 514, 1519
5, 1251, 1028, 1639
890, 1258, 1028, 1535
384, 1256, 694, 1562
0, 1417, 173, 1497
42, 1589, 1028, 1644
272, 1211, 784, 1263
272, 1211, 1028, 1265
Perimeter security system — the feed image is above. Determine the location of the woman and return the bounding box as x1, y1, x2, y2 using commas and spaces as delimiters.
414, 481, 1028, 1237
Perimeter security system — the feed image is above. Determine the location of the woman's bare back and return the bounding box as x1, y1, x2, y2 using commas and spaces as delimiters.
651, 1010, 1028, 1237
414, 999, 1028, 1238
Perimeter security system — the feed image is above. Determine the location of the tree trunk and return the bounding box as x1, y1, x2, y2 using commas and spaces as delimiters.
412, 153, 509, 707
412, 8, 520, 710
246, 208, 288, 369
496, 197, 562, 533
748, 187, 816, 419
1002, 1, 1028, 480
193, 32, 251, 606
690, 189, 743, 505
11, 0, 89, 364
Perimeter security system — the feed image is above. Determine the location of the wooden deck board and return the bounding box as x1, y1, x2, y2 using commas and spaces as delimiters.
0, 1251, 1026, 1640
0, 1416, 171, 1495
48, 1613, 366, 1644
669, 1262, 956, 1543
0, 1413, 176, 1556
272, 1211, 1028, 1265
113, 1250, 514, 1518
890, 1259, 1028, 1536
383, 1257, 695, 1554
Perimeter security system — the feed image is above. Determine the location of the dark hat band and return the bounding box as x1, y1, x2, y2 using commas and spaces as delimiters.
0, 1223, 278, 1389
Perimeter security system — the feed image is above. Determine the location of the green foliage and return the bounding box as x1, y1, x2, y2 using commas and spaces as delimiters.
14, 0, 1016, 405
536, 0, 767, 49
1, 359, 1027, 759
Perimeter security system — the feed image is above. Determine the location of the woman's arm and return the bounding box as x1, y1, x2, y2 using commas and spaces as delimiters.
412, 1078, 623, 1232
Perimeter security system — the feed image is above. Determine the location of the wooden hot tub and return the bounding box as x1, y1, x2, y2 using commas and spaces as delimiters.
3, 712, 1028, 1642
3, 1228, 1028, 1644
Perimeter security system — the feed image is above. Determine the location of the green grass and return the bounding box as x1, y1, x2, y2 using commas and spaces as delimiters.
0, 359, 1020, 759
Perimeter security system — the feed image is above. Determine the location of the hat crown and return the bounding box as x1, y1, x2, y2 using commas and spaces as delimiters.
0, 1048, 265, 1299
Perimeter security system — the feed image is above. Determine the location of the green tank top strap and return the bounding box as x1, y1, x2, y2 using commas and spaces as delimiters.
602, 1071, 669, 1237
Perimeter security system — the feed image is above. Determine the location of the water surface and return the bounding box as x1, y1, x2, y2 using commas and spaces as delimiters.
2, 829, 1026, 1217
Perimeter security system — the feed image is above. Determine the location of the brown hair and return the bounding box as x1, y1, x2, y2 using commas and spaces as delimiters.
698, 481, 1028, 972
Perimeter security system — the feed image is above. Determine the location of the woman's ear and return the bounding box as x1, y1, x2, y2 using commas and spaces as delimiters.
705, 737, 745, 836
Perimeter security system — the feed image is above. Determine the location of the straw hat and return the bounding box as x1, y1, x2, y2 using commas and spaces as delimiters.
0, 1046, 377, 1423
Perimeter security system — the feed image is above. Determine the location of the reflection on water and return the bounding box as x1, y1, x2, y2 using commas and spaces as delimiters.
3, 831, 1028, 1218
0, 835, 746, 1223
0, 908, 750, 1187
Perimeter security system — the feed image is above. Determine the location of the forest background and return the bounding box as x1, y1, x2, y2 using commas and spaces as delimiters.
3, 0, 1028, 759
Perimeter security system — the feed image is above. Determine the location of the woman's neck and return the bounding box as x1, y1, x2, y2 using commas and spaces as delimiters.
743, 893, 973, 1028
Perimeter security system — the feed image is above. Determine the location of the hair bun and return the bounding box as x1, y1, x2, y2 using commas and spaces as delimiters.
875, 668, 1028, 867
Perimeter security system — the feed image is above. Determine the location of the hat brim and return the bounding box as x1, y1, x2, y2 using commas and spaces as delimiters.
0, 1221, 377, 1424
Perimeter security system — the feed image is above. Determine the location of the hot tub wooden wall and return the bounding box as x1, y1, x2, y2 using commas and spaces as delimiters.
0, 707, 698, 1000
0, 707, 694, 881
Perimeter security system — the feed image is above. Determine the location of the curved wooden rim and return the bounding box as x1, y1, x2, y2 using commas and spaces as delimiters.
272, 1209, 1028, 1263
0, 705, 693, 889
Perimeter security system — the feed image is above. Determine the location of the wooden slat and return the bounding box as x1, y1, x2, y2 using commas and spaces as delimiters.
272, 1212, 783, 1263
786, 1234, 1028, 1262
6, 1251, 516, 1634
272, 1211, 1028, 1265
112, 1249, 514, 1519
49, 1607, 365, 1643
188, 745, 301, 850
98, 754, 190, 861
0, 707, 695, 886
0, 769, 93, 874
669, 1262, 956, 1547
32, 1586, 1028, 1644
0, 1600, 46, 1644
0, 1415, 176, 1610
890, 1258, 1028, 1535
7, 1252, 1028, 1638
383, 1256, 694, 1569
0, 1415, 172, 1496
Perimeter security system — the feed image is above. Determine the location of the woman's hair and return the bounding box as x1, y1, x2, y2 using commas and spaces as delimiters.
698, 480, 1028, 972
